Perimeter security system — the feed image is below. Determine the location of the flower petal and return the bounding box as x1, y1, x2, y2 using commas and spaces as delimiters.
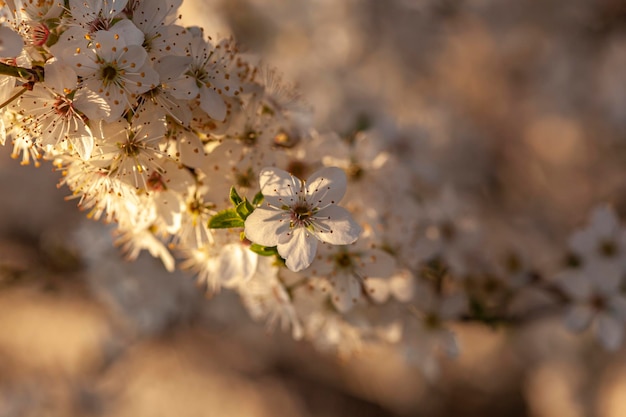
44, 60, 78, 94
356, 249, 395, 279
199, 86, 226, 121
0, 26, 24, 58
219, 243, 258, 287
277, 228, 318, 272
390, 269, 415, 302
259, 167, 301, 208
363, 277, 390, 304
306, 166, 347, 208
244, 207, 288, 247
328, 272, 361, 312
313, 205, 361, 245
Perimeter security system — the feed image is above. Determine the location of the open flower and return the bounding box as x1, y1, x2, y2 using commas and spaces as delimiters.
244, 166, 361, 272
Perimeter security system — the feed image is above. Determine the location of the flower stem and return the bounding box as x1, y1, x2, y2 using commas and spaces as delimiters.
0, 62, 44, 82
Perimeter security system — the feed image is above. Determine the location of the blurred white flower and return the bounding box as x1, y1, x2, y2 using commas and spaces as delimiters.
568, 205, 626, 277
310, 243, 396, 312
557, 264, 626, 351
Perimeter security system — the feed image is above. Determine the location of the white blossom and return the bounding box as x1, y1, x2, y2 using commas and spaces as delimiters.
244, 166, 361, 272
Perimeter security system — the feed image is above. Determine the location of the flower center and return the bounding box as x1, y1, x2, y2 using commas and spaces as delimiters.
274, 130, 299, 148
53, 97, 74, 119
190, 66, 210, 86
290, 203, 313, 227
239, 128, 259, 146
147, 171, 166, 192
120, 132, 141, 157
334, 252, 353, 269
88, 17, 110, 32
347, 162, 364, 180
101, 65, 119, 86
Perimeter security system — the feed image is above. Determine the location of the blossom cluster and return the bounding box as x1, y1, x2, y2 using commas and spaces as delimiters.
1, 0, 626, 376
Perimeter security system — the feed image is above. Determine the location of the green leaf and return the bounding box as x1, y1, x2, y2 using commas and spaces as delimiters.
236, 198, 255, 220
229, 186, 243, 206
249, 244, 279, 257
208, 208, 244, 229
252, 190, 264, 206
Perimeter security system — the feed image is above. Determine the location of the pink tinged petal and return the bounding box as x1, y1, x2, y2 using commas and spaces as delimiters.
596, 313, 624, 351
329, 272, 361, 312
306, 166, 347, 207
199, 86, 226, 121
564, 304, 593, 332
244, 207, 288, 247
277, 228, 318, 272
313, 205, 361, 245
219, 244, 258, 287
0, 27, 24, 57
259, 167, 301, 208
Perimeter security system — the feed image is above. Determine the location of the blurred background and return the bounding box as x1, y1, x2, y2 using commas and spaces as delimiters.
2, 0, 626, 415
